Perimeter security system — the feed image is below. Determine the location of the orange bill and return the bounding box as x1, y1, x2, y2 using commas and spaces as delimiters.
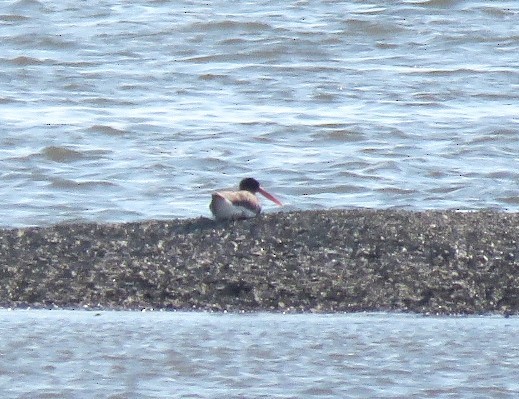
258, 187, 283, 206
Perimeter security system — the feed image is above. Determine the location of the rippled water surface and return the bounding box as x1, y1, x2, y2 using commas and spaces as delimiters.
1, 0, 518, 226
1, 311, 518, 398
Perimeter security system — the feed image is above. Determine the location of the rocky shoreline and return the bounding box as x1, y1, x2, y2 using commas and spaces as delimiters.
1, 210, 518, 315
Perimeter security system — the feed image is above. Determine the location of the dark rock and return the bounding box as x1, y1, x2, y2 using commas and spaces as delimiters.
0, 210, 518, 315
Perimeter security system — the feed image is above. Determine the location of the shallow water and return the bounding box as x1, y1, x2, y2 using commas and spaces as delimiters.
0, 1, 518, 227
0, 310, 517, 398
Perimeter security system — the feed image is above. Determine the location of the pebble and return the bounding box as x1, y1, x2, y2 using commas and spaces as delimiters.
0, 210, 517, 315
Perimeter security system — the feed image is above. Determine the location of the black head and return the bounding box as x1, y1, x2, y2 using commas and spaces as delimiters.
239, 177, 261, 193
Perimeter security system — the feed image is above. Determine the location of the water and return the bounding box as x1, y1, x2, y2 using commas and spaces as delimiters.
0, 0, 517, 227
2, 4, 518, 397
0, 310, 517, 398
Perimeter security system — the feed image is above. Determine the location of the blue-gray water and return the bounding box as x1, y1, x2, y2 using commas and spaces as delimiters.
1, 0, 518, 227
1, 311, 518, 398
1, 3, 518, 397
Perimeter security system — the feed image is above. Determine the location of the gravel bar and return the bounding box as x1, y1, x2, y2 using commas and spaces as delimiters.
1, 210, 518, 315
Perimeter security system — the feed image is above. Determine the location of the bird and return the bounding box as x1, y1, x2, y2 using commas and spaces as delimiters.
209, 177, 282, 220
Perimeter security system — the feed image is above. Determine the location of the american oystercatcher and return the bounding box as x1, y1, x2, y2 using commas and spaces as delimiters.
209, 177, 282, 220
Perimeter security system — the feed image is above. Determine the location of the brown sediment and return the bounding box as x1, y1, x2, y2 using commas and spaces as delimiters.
0, 210, 518, 315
